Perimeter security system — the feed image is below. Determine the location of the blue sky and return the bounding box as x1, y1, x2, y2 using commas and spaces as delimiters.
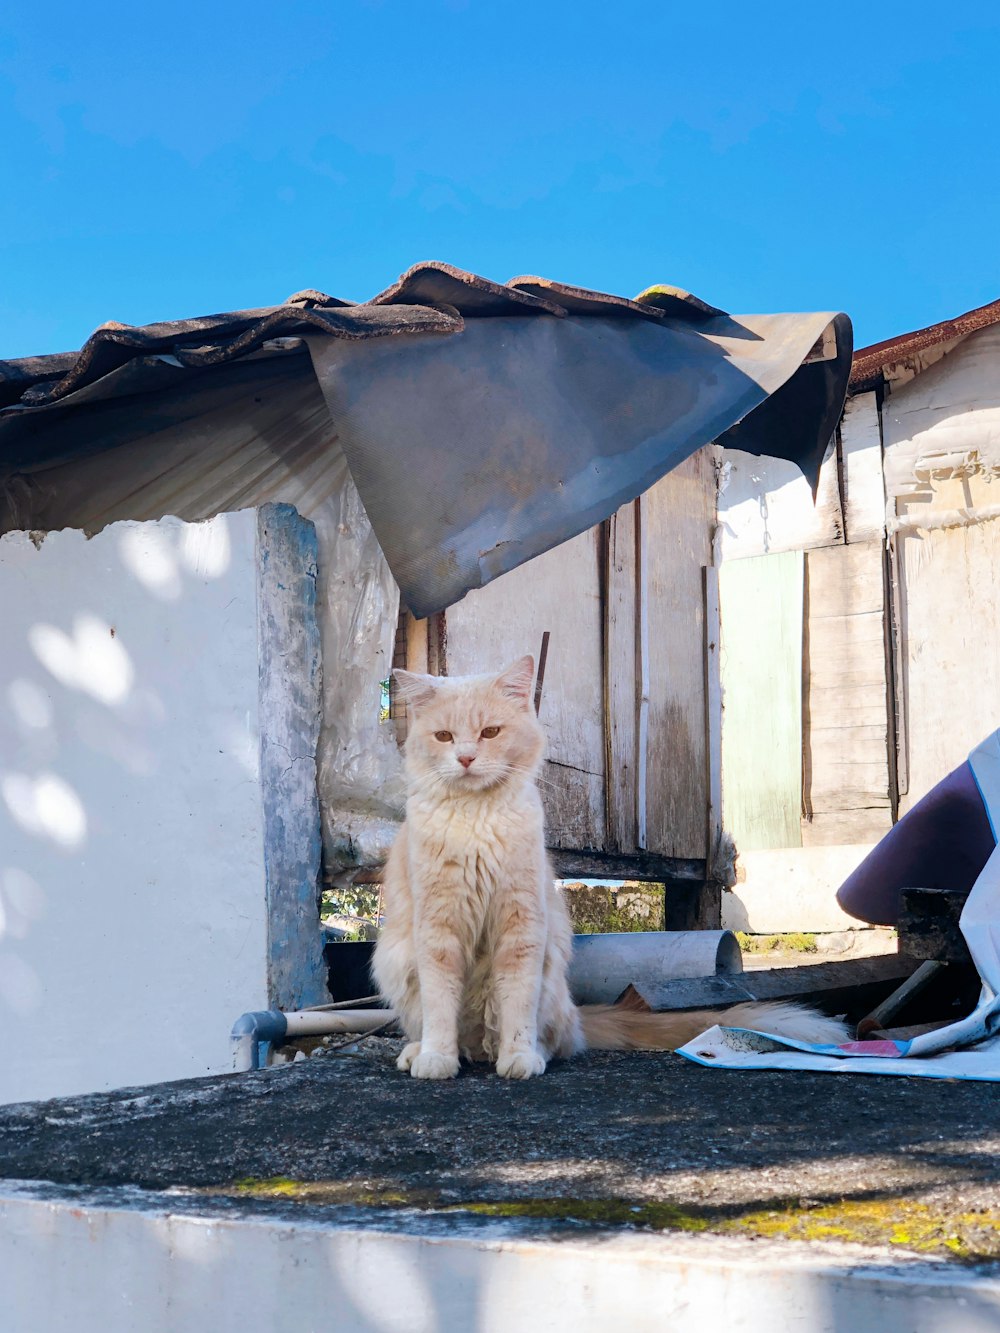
1, 2, 998, 359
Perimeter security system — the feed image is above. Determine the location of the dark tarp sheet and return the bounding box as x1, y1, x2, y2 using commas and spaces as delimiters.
307, 302, 851, 615
0, 263, 852, 615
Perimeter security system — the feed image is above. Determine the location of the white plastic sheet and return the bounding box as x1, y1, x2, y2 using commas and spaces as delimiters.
309, 474, 406, 874
679, 730, 1000, 1080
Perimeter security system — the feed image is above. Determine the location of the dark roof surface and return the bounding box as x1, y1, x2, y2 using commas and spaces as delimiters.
0, 263, 722, 414
2, 1036, 999, 1265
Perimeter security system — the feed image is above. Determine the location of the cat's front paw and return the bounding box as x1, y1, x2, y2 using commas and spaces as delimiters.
409, 1049, 460, 1080
496, 1048, 547, 1080
396, 1042, 421, 1072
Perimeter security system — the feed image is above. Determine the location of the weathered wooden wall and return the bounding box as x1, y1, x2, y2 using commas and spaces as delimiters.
896, 518, 1000, 812
443, 449, 716, 868
719, 321, 1000, 935
445, 528, 607, 851
882, 324, 1000, 814
409, 321, 1000, 900
801, 542, 892, 846
719, 550, 804, 851
643, 449, 717, 859
718, 382, 894, 868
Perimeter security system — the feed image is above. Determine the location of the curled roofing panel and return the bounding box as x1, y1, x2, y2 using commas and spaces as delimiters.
0, 262, 852, 615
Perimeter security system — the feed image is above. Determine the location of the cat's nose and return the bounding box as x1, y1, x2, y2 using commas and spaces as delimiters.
457, 755, 475, 769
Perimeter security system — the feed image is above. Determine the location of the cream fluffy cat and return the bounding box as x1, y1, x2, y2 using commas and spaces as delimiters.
372, 656, 846, 1080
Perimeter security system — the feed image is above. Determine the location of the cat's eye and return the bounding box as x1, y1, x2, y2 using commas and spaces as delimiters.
480, 726, 501, 739
434, 730, 453, 743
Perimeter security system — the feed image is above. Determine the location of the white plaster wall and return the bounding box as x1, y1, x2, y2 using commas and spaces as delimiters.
2, 1183, 997, 1333
722, 846, 877, 934
0, 512, 270, 1103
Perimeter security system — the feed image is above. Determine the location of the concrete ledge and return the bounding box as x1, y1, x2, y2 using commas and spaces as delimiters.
2, 1180, 998, 1333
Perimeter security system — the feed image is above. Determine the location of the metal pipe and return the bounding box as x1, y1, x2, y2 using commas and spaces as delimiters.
230, 1007, 395, 1072
232, 932, 744, 1068
284, 1009, 391, 1037
230, 1010, 289, 1073
568, 929, 743, 1005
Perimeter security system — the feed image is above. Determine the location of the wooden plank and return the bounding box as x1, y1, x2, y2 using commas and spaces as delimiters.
426, 611, 446, 676
719, 550, 804, 851
897, 517, 1000, 813
634, 954, 917, 1017
549, 847, 705, 884
642, 447, 716, 859
857, 960, 947, 1035
445, 527, 607, 850
898, 890, 971, 963
801, 542, 891, 843
800, 809, 892, 846
840, 391, 885, 543
604, 502, 638, 852
716, 438, 843, 560
405, 612, 429, 674
704, 564, 723, 872
739, 955, 917, 1015
887, 532, 909, 798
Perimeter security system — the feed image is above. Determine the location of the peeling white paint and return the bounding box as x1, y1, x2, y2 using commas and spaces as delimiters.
883, 323, 1000, 504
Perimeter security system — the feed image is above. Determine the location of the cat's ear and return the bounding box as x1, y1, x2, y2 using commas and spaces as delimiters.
494, 655, 535, 708
392, 669, 440, 711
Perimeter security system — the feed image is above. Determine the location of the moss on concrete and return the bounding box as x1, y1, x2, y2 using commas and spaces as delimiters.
230, 1178, 440, 1209
723, 1198, 999, 1260
736, 931, 818, 954
562, 883, 665, 934
219, 1181, 1000, 1263
451, 1197, 710, 1232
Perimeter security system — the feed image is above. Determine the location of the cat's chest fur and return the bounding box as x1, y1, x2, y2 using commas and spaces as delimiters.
407, 787, 543, 893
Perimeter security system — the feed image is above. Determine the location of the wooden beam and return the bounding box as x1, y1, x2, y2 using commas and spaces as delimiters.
350, 847, 707, 887
898, 888, 972, 963
703, 564, 723, 870
405, 612, 430, 674
549, 847, 705, 884
603, 503, 639, 851
633, 954, 917, 1018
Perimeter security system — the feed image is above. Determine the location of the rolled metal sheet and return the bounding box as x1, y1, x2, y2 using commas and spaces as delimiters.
568, 929, 744, 1005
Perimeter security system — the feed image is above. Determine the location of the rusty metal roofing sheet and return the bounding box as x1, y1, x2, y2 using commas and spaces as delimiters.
851, 296, 1000, 388
0, 262, 852, 615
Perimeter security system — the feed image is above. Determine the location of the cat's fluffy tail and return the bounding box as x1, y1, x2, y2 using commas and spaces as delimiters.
579, 1001, 848, 1051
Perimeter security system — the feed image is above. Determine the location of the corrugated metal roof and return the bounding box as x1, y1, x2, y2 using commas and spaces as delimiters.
850, 295, 1000, 389
0, 262, 797, 415
0, 263, 725, 413
0, 262, 852, 614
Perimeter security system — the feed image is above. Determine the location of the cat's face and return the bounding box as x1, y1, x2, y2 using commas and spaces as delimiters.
395, 656, 545, 794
